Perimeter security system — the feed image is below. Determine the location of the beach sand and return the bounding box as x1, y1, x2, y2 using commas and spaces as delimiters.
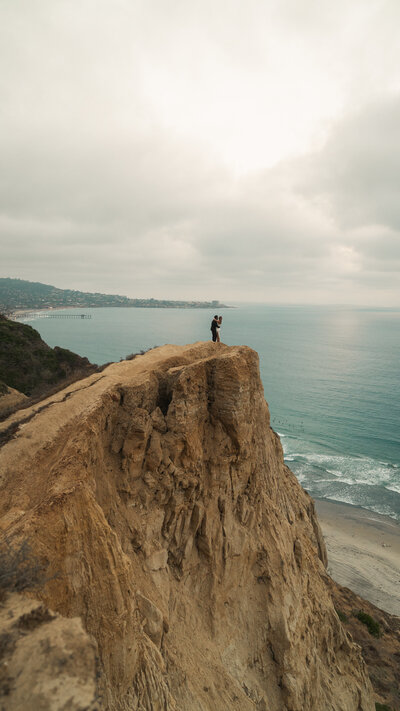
315, 499, 400, 617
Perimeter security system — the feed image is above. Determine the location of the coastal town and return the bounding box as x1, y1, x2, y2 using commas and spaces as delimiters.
0, 278, 227, 315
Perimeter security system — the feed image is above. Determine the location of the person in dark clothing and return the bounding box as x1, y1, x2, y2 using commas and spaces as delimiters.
211, 315, 219, 342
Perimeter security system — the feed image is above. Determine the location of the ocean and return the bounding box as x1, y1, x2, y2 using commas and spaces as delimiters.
20, 304, 400, 521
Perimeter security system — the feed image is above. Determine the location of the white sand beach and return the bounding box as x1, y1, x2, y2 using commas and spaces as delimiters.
315, 499, 400, 617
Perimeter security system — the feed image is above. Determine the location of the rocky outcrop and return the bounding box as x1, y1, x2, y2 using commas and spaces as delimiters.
328, 579, 400, 711
0, 593, 99, 710
0, 342, 375, 710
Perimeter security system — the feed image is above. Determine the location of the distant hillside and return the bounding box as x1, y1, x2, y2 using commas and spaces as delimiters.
0, 314, 96, 399
0, 278, 227, 312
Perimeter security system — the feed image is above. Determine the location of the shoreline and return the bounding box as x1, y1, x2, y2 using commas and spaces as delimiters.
315, 498, 400, 617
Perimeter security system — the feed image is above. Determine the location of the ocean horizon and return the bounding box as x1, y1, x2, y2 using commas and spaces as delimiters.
20, 303, 400, 522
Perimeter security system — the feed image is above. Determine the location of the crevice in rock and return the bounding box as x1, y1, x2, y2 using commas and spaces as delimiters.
156, 380, 172, 417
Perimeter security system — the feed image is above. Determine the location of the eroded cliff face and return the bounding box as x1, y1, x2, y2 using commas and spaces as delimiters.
0, 594, 99, 710
0, 342, 374, 710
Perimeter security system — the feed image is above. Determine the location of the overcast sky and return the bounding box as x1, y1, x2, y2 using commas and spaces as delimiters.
1, 0, 400, 305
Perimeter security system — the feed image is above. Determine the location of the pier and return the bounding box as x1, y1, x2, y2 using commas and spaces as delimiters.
14, 312, 92, 320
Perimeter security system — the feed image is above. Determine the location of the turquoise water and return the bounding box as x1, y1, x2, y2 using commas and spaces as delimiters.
21, 305, 400, 520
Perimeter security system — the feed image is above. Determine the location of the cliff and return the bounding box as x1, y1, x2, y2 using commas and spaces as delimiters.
0, 593, 99, 710
0, 314, 96, 400
0, 342, 374, 710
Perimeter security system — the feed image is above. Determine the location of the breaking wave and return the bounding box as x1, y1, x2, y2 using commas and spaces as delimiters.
280, 433, 400, 521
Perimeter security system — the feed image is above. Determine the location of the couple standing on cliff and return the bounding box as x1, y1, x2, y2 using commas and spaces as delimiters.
211, 315, 223, 342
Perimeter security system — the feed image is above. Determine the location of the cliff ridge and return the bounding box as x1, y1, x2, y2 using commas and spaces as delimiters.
0, 342, 374, 710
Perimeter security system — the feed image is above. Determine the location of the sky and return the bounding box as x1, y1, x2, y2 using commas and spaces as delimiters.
1, 0, 400, 305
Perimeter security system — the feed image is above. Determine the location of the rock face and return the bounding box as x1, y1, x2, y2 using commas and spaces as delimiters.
0, 342, 374, 710
0, 594, 99, 710
328, 580, 400, 711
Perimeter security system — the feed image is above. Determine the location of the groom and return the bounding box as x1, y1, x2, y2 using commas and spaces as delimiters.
210, 315, 219, 342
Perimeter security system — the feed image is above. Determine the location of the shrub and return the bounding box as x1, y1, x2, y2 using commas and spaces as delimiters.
375, 703, 392, 711
335, 608, 348, 623
0, 538, 46, 602
124, 346, 158, 361
355, 610, 380, 638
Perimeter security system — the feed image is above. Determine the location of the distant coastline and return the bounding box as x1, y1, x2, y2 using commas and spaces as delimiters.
9, 303, 234, 322
0, 278, 231, 315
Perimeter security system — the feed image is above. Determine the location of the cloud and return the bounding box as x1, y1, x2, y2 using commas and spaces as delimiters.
1, 0, 400, 305
298, 95, 400, 232
288, 93, 400, 299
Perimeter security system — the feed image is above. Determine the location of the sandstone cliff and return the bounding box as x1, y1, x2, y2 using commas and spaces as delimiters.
0, 342, 374, 710
0, 593, 99, 710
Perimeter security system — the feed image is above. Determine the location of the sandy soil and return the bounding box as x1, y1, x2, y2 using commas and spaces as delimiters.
315, 499, 400, 617
0, 386, 28, 416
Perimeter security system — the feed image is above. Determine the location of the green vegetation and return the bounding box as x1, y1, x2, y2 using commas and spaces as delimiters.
375, 703, 392, 711
0, 278, 227, 312
0, 314, 94, 397
355, 610, 381, 638
335, 608, 348, 623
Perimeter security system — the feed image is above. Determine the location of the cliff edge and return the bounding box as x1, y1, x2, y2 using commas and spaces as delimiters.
0, 314, 96, 408
0, 342, 374, 710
